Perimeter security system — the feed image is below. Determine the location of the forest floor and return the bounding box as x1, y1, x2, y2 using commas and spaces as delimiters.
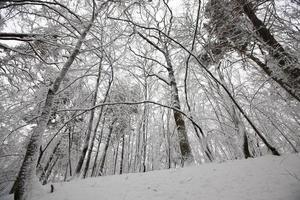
6, 153, 300, 200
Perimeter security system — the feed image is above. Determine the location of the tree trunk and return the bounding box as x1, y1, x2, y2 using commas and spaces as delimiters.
81, 60, 103, 178
233, 108, 252, 158
84, 64, 113, 177
165, 48, 193, 165
184, 0, 213, 162
68, 126, 73, 177
91, 116, 106, 177
14, 16, 95, 199
120, 134, 125, 174
42, 156, 59, 185
166, 109, 172, 168
113, 140, 119, 175
238, 0, 300, 101
127, 128, 133, 172
137, 32, 194, 165
141, 82, 148, 172
133, 123, 141, 172
64, 162, 69, 181
39, 139, 61, 183
216, 66, 252, 159
98, 120, 115, 176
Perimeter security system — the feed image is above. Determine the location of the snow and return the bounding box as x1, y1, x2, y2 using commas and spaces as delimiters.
5, 154, 300, 200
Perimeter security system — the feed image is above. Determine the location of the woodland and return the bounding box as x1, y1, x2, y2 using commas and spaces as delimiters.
0, 0, 299, 200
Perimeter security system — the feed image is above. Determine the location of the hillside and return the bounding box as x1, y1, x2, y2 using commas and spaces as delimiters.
13, 153, 300, 200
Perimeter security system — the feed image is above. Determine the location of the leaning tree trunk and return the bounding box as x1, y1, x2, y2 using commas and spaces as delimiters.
238, 0, 300, 101
80, 60, 103, 178
39, 139, 61, 183
42, 156, 59, 185
14, 15, 96, 200
184, 0, 213, 163
84, 64, 113, 178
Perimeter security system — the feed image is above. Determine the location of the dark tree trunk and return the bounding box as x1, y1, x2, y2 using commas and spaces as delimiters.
238, 0, 300, 101
137, 32, 194, 165
165, 49, 193, 165
68, 126, 73, 176
166, 110, 172, 169
120, 134, 125, 174
141, 105, 147, 172
243, 132, 251, 158
39, 139, 61, 183
42, 156, 59, 185
98, 120, 115, 176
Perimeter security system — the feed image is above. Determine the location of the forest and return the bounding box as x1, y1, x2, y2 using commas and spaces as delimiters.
0, 0, 299, 199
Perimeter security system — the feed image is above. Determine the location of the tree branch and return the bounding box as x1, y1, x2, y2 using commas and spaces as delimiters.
57, 100, 204, 133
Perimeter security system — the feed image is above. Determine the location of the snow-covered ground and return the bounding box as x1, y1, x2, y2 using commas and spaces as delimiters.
6, 154, 300, 200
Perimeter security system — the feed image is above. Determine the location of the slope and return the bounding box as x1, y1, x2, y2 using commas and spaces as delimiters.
6, 153, 300, 200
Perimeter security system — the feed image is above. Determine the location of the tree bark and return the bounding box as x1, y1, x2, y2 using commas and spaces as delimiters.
84, 63, 113, 177
165, 48, 193, 165
238, 0, 300, 101
113, 140, 119, 175
137, 32, 194, 164
14, 15, 95, 199
141, 76, 148, 172
42, 156, 59, 185
98, 119, 115, 176
80, 60, 103, 178
133, 122, 141, 172
91, 116, 106, 177
68, 126, 73, 177
39, 139, 61, 183
120, 134, 125, 174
